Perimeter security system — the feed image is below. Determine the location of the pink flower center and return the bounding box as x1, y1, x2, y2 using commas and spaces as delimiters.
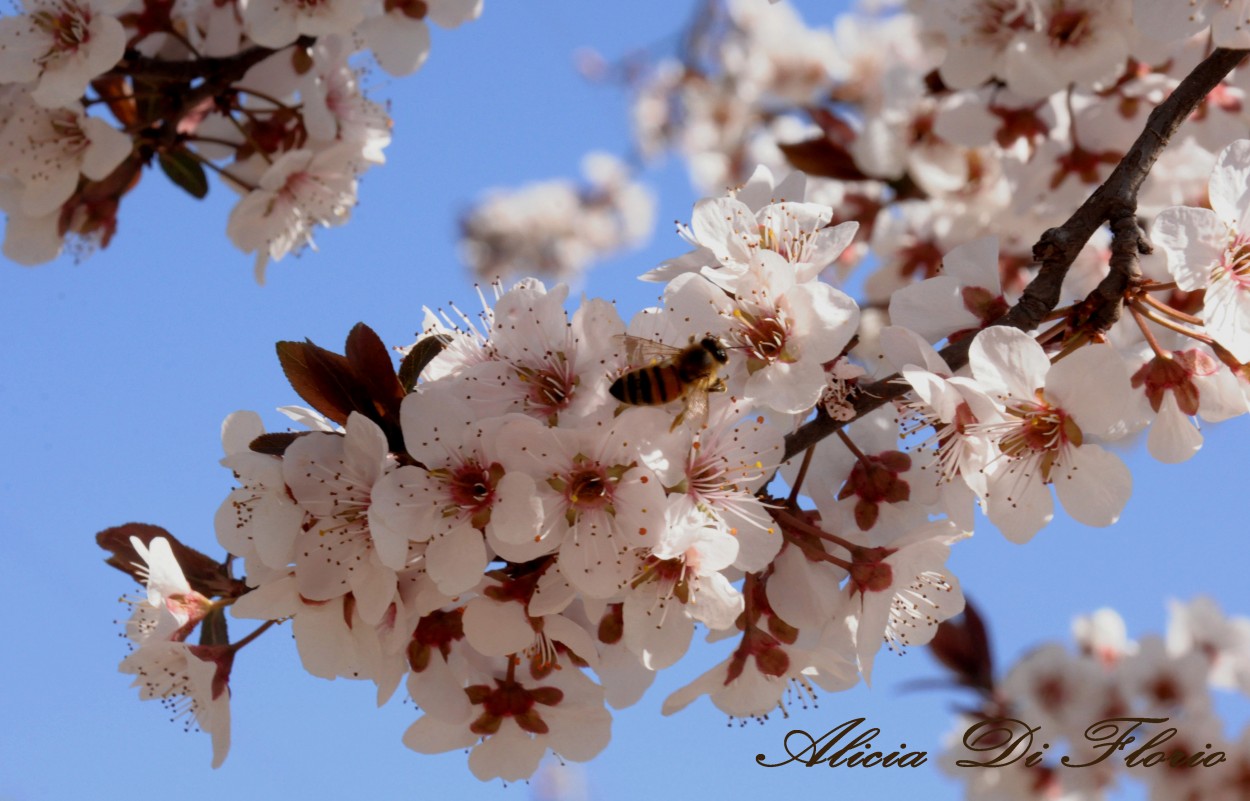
566, 468, 609, 511
48, 111, 90, 158
444, 460, 501, 526
997, 394, 1083, 481
756, 216, 813, 263
1219, 232, 1250, 288
32, 3, 90, 62
968, 0, 1033, 41
1046, 8, 1090, 48
516, 357, 576, 420
733, 307, 792, 364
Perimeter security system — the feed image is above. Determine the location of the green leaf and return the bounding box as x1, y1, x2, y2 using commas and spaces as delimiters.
158, 150, 209, 199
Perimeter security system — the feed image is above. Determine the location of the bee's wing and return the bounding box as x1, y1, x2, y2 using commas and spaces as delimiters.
681, 386, 711, 431
615, 334, 682, 366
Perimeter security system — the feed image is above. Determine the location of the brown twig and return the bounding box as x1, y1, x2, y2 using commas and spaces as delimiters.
782, 47, 1250, 462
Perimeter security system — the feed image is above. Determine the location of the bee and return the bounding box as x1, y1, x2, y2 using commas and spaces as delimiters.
609, 335, 729, 430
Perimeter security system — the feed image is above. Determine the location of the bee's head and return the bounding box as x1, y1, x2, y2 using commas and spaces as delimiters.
700, 337, 729, 364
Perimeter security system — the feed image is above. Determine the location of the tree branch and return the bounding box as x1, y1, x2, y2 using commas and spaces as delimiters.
783, 47, 1250, 462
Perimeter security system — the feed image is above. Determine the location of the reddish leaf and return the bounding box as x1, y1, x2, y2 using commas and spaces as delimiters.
90, 74, 139, 129
96, 523, 246, 599
345, 322, 405, 421
276, 329, 408, 452
275, 339, 361, 426
398, 334, 451, 392
928, 597, 994, 693
806, 107, 857, 144
778, 137, 870, 181
248, 431, 308, 456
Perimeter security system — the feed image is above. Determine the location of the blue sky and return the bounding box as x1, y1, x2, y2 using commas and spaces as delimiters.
3, 2, 1247, 799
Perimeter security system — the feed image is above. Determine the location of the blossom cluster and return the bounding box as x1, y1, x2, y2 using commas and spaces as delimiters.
937, 599, 1250, 801
617, 0, 1250, 302
458, 153, 656, 283
93, 0, 1250, 786
106, 141, 1250, 776
0, 0, 481, 277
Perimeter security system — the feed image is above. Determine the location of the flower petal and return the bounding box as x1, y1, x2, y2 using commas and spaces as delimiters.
1053, 444, 1132, 527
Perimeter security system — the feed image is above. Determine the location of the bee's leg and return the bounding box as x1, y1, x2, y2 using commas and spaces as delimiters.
710, 379, 727, 393
669, 411, 685, 432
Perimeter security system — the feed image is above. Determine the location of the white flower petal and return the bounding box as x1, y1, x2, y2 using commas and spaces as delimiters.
1204, 271, 1250, 362
1053, 445, 1132, 527
1147, 393, 1203, 464
984, 459, 1054, 543
1045, 344, 1131, 439
463, 597, 533, 657
1151, 206, 1226, 292
969, 327, 1050, 400
468, 725, 546, 782
1211, 139, 1250, 228
426, 525, 488, 595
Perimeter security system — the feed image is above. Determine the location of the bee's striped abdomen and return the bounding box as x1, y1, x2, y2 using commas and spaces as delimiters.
611, 365, 685, 406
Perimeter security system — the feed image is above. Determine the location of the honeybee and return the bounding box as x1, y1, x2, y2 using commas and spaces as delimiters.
609, 335, 729, 430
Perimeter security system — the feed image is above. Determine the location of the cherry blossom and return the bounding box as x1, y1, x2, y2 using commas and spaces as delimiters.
496, 411, 667, 597
242, 0, 365, 49
403, 658, 612, 782
283, 412, 399, 624
1135, 0, 1250, 48
887, 236, 1009, 344
1129, 345, 1247, 463
120, 640, 234, 768
370, 396, 536, 592
460, 153, 654, 283
0, 97, 130, 217
0, 0, 126, 109
214, 411, 306, 582
831, 521, 967, 684
117, 536, 233, 767
966, 327, 1133, 542
1152, 138, 1250, 362
226, 144, 360, 283
84, 0, 1250, 780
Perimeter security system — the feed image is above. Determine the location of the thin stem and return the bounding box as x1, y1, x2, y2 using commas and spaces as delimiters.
236, 86, 302, 113
1139, 291, 1204, 325
225, 113, 274, 166
230, 619, 278, 652
1033, 318, 1068, 347
786, 446, 815, 506
772, 507, 856, 561
165, 28, 203, 60
186, 150, 256, 191
1129, 299, 1215, 344
1042, 302, 1076, 322
187, 134, 243, 150
1129, 302, 1169, 360
835, 428, 868, 464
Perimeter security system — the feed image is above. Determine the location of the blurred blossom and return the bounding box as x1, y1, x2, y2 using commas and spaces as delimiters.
459, 153, 655, 283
